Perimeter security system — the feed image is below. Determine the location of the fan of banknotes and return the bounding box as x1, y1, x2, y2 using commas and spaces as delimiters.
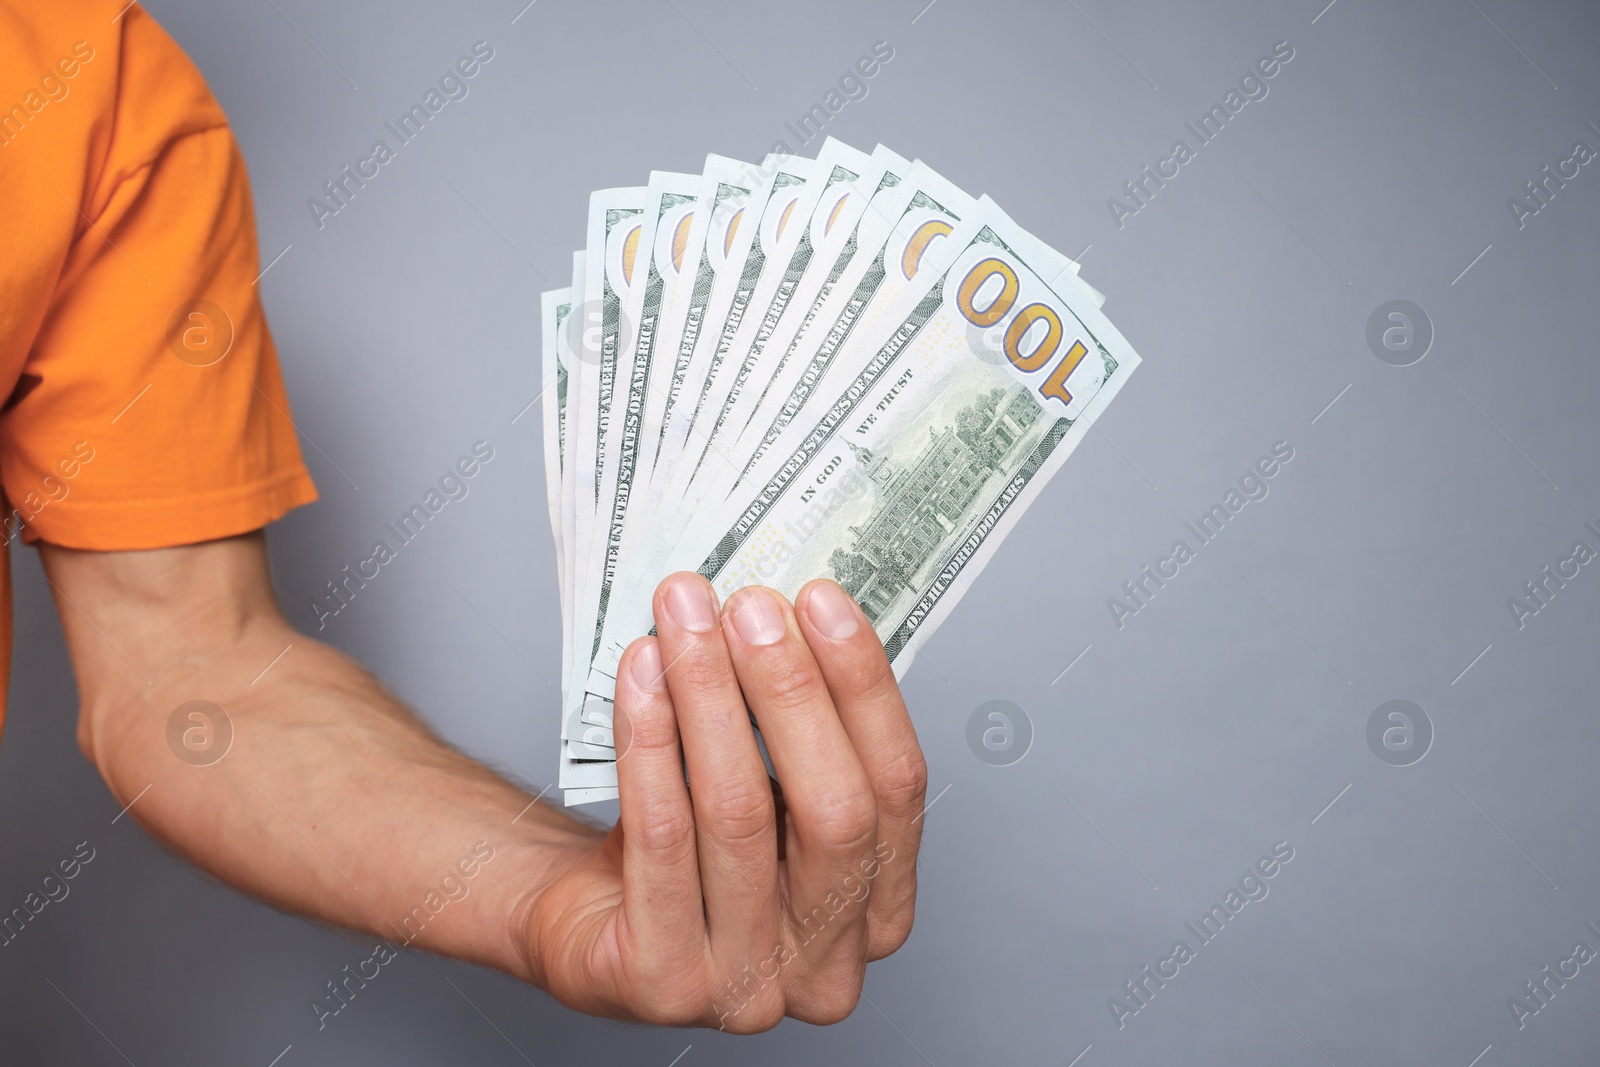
540, 138, 1141, 805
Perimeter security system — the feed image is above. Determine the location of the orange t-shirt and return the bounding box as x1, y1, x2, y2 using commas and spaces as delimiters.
0, 2, 318, 731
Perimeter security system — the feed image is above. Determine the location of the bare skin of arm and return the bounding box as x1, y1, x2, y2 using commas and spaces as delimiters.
41, 531, 926, 1030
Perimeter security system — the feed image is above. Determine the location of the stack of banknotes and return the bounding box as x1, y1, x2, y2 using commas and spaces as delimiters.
540, 138, 1141, 805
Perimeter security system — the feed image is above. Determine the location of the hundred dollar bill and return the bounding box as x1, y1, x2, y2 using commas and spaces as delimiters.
539, 287, 571, 607
559, 251, 584, 706
584, 198, 1137, 713
631, 173, 703, 479
557, 251, 588, 774
572, 190, 651, 656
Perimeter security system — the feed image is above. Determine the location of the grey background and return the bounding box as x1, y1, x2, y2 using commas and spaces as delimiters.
5, 0, 1600, 1063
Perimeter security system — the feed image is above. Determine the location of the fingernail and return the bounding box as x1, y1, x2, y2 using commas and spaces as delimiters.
728, 588, 787, 646
664, 575, 718, 633
631, 639, 665, 692
807, 581, 860, 640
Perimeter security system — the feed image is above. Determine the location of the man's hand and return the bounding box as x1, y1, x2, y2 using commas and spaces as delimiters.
41, 537, 925, 1030
524, 574, 928, 1030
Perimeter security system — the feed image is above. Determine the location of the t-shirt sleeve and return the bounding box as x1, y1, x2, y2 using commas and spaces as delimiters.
0, 20, 317, 550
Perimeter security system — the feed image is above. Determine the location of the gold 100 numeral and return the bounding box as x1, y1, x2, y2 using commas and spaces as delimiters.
956, 257, 1087, 408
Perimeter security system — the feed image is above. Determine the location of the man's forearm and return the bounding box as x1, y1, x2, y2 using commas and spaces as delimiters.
43, 537, 598, 981
96, 632, 595, 974
41, 536, 928, 1028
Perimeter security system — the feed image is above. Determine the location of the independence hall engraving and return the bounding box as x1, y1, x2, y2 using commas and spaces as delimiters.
831, 386, 1040, 621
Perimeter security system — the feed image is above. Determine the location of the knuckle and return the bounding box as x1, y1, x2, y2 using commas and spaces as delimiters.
812, 988, 862, 1025
869, 897, 917, 959
791, 978, 863, 1025
632, 801, 696, 860
622, 702, 678, 754
861, 669, 904, 714
838, 641, 897, 699
874, 745, 929, 814
722, 1000, 785, 1034
672, 651, 733, 694
705, 782, 775, 848
802, 787, 877, 850
754, 655, 825, 711
645, 984, 711, 1026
